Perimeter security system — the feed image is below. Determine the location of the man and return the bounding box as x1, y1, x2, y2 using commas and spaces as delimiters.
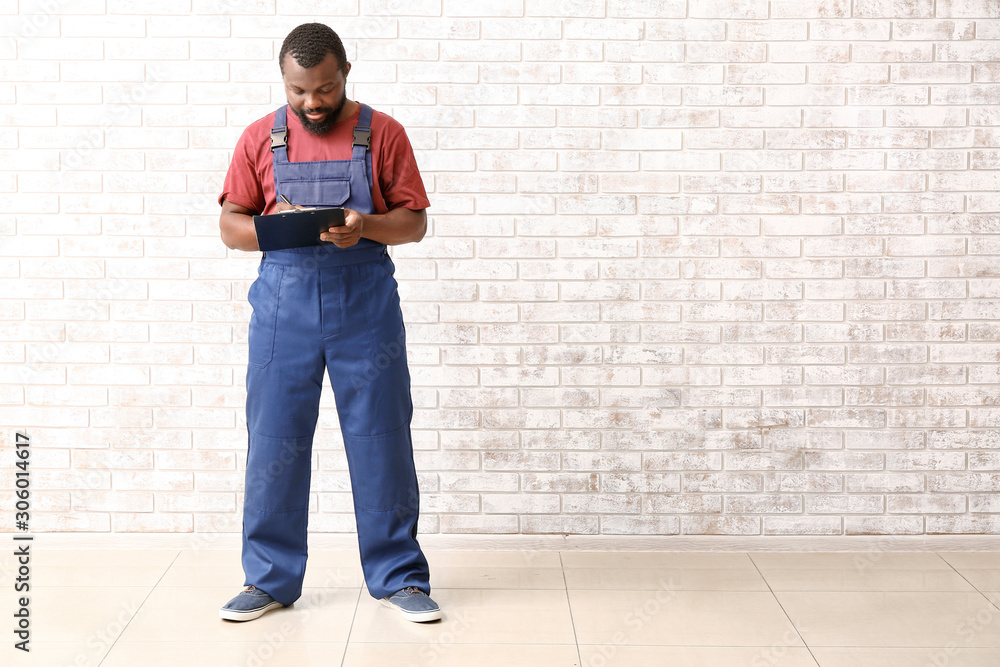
216, 22, 440, 623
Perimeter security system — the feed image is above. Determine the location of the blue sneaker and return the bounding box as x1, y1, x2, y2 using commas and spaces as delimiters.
219, 584, 285, 621
379, 586, 442, 622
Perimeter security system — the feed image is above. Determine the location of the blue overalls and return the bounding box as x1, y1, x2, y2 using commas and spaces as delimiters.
241, 102, 430, 606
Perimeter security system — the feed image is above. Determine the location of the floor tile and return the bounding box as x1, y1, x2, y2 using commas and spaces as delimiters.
160, 562, 364, 589
939, 552, 1000, 591
561, 551, 754, 570
9, 546, 1000, 666
578, 645, 819, 667
342, 642, 580, 666
159, 563, 248, 587
350, 588, 577, 645
938, 553, 1000, 569
171, 549, 364, 567
752, 552, 973, 591
963, 571, 1000, 591
118, 585, 359, 643
26, 549, 179, 568
302, 563, 366, 589
10, 642, 114, 665
101, 641, 348, 666
563, 553, 766, 592
423, 549, 565, 589
564, 566, 768, 591
30, 565, 171, 587
425, 550, 562, 569
172, 550, 245, 567
811, 646, 1000, 667
0, 549, 175, 588
27, 586, 153, 642
777, 591, 1000, 647
570, 589, 803, 647
167, 549, 365, 588
432, 565, 565, 589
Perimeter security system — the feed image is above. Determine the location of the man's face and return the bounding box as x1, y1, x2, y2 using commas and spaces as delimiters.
282, 52, 351, 136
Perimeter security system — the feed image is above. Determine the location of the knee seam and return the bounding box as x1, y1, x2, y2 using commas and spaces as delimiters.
247, 422, 316, 441
341, 419, 410, 440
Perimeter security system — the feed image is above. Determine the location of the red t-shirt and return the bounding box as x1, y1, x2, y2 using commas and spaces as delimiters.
218, 102, 430, 216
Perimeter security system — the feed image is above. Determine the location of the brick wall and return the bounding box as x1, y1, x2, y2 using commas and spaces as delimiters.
3, 1, 1000, 536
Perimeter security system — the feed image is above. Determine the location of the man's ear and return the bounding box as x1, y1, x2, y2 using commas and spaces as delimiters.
344, 61, 351, 78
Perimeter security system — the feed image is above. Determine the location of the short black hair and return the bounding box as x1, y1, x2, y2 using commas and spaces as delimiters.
279, 23, 348, 75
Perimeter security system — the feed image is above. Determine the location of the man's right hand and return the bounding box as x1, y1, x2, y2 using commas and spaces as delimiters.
275, 201, 309, 213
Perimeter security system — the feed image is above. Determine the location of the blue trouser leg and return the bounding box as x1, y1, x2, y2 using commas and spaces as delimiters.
242, 261, 325, 607
241, 249, 429, 606
325, 255, 430, 600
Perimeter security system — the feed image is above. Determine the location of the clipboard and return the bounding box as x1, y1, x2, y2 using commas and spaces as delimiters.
253, 207, 347, 251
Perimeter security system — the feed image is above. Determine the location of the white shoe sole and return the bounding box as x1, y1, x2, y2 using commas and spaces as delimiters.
379, 597, 442, 622
219, 600, 284, 621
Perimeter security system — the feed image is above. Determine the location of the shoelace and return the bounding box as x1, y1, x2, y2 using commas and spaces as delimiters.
400, 586, 423, 596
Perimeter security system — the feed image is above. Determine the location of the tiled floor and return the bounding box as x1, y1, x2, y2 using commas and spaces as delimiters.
2, 548, 999, 666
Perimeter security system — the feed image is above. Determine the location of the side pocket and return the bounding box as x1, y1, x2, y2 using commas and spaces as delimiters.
247, 264, 283, 369
376, 253, 398, 285
365, 257, 406, 367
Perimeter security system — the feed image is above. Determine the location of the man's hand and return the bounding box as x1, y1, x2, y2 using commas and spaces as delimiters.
321, 208, 364, 247
275, 201, 308, 213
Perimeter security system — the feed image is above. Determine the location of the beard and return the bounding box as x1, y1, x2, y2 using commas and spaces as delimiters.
293, 90, 348, 136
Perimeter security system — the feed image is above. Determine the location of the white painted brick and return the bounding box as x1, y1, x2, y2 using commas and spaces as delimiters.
4, 4, 1000, 538
439, 515, 518, 533
891, 408, 967, 428
522, 40, 602, 61
887, 365, 966, 385
724, 366, 801, 386
482, 493, 559, 514
771, 0, 851, 18
480, 17, 557, 39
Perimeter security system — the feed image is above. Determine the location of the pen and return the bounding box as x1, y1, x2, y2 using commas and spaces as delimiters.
279, 194, 292, 205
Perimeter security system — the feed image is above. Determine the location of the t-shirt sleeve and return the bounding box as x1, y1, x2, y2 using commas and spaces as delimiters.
378, 118, 431, 212
218, 124, 266, 213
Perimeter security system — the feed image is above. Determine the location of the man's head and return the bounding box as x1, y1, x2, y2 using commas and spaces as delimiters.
279, 23, 351, 136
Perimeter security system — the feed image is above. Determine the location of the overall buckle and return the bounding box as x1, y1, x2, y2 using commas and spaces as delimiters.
353, 127, 371, 149
270, 127, 287, 152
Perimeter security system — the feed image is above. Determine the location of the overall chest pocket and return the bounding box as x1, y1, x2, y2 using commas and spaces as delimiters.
280, 176, 350, 208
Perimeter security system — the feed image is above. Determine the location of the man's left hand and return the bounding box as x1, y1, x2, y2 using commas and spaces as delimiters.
321, 208, 364, 247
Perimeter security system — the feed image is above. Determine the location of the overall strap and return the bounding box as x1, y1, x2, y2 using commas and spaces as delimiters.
351, 103, 373, 161
269, 105, 289, 211
352, 103, 375, 195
